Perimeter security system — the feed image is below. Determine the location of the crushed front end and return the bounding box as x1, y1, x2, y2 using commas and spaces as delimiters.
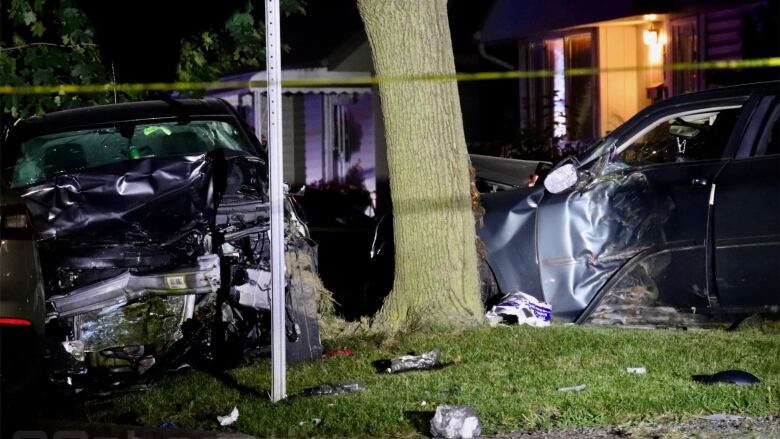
2, 104, 321, 395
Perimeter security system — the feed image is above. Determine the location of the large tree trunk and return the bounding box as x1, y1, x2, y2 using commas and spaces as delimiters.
357, 0, 483, 332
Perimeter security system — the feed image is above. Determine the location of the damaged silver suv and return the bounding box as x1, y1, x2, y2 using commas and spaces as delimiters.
1, 99, 321, 393
480, 81, 780, 327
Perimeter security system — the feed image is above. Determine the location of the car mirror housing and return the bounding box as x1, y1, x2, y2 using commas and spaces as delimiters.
544, 163, 579, 194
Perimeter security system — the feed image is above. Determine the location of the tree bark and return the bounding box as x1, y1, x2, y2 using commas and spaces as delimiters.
357, 0, 483, 332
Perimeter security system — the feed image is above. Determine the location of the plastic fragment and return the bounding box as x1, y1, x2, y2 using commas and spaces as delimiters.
384, 348, 441, 374
708, 369, 761, 385
485, 291, 551, 327
430, 405, 482, 439
217, 407, 239, 426
303, 382, 364, 396
626, 367, 647, 375
160, 421, 176, 429
323, 347, 354, 358
557, 384, 587, 392
698, 414, 745, 422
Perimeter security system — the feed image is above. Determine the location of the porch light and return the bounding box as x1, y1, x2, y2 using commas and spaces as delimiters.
643, 25, 667, 65
643, 26, 659, 45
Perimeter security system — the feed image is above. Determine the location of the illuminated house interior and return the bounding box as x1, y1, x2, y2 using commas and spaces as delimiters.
480, 0, 773, 148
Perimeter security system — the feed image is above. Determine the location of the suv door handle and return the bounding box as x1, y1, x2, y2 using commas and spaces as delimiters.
691, 178, 708, 186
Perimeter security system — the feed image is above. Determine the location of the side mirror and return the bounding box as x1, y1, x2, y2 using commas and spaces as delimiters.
544, 163, 579, 194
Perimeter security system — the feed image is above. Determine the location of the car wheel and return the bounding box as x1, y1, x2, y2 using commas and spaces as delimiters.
479, 259, 501, 306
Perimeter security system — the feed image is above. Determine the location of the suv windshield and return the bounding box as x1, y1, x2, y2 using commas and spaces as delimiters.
9, 119, 252, 188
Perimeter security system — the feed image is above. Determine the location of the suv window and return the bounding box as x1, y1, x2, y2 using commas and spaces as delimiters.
617, 107, 743, 166
9, 120, 251, 188
754, 102, 780, 156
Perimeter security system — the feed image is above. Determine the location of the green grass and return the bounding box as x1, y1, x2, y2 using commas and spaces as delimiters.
85, 325, 780, 437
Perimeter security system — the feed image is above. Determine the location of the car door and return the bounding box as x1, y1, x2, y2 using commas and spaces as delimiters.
712, 91, 780, 309
536, 96, 755, 321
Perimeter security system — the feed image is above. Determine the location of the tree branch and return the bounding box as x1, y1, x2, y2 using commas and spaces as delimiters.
0, 42, 99, 52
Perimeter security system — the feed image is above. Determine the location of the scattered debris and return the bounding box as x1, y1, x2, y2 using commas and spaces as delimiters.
217, 407, 239, 427
324, 347, 354, 358
169, 363, 191, 372
698, 414, 746, 422
707, 370, 761, 385
160, 421, 176, 430
430, 405, 482, 439
626, 367, 647, 375
485, 291, 551, 327
421, 400, 428, 407
374, 348, 444, 374
391, 349, 441, 373
298, 418, 322, 427
558, 384, 587, 392
303, 382, 364, 397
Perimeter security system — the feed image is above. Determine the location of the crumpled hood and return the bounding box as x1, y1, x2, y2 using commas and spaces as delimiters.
21, 154, 215, 245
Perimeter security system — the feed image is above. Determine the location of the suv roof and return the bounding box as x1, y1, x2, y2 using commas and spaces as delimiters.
662, 80, 779, 106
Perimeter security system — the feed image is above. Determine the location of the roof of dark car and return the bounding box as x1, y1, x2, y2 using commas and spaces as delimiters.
662, 80, 779, 106
7, 99, 238, 140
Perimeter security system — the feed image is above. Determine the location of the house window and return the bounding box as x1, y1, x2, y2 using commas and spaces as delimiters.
332, 103, 350, 182
322, 96, 361, 183
547, 38, 567, 139
671, 16, 699, 95
564, 33, 596, 142
531, 32, 597, 146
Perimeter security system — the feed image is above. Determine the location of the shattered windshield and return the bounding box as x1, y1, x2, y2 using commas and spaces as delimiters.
10, 120, 252, 188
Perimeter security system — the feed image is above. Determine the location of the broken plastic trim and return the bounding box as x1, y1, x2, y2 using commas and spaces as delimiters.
46, 254, 220, 319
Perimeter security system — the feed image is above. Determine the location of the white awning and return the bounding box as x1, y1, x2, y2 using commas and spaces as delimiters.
208, 68, 373, 96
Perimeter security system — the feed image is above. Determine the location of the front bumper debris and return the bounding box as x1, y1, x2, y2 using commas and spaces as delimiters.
46, 254, 221, 319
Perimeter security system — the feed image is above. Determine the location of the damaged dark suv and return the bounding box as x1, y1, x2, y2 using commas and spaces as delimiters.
1, 99, 322, 391
480, 81, 780, 326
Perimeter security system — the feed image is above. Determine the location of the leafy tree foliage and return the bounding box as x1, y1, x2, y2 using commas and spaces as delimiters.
177, 0, 304, 83
1, 0, 111, 120
1, 0, 304, 123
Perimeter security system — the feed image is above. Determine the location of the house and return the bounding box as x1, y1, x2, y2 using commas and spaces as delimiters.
208, 67, 386, 212
479, 0, 779, 148
207, 0, 390, 215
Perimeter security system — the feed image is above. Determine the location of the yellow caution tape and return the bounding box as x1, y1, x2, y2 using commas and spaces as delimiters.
1, 57, 778, 95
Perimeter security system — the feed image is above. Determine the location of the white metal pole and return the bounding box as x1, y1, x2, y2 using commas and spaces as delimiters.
265, 0, 286, 402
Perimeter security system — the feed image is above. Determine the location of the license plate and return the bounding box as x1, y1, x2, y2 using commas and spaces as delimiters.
166, 276, 187, 289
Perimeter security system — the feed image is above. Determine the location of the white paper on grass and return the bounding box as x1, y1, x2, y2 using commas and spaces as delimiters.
217, 407, 239, 426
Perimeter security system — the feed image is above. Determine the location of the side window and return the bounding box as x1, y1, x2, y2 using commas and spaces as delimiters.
617, 107, 744, 166
754, 102, 780, 157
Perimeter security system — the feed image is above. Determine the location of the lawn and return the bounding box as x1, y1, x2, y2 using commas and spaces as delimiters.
84, 325, 780, 437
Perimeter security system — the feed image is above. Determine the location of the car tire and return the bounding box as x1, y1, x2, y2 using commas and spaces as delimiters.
479, 259, 501, 305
